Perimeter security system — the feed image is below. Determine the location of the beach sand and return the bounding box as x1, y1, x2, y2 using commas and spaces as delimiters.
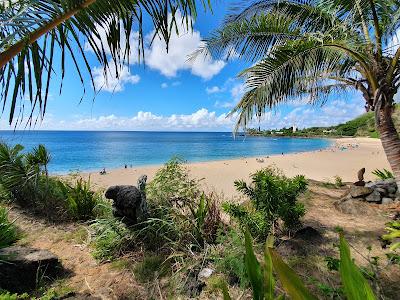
84, 137, 389, 198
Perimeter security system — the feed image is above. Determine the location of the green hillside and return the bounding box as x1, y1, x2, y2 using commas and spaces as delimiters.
334, 104, 400, 138
247, 104, 400, 138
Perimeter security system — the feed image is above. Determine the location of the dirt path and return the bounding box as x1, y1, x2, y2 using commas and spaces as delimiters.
8, 208, 144, 300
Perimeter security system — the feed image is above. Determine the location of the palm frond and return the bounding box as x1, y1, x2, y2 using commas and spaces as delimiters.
199, 1, 365, 63
231, 39, 358, 130
0, 0, 208, 126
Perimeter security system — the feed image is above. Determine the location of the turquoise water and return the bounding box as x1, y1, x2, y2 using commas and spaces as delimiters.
0, 131, 332, 174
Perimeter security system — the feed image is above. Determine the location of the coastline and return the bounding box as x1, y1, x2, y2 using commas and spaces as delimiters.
76, 137, 388, 198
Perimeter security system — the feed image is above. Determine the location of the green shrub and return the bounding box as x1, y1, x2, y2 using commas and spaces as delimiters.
372, 168, 394, 180
224, 167, 307, 239
142, 158, 221, 252
134, 254, 169, 282
334, 176, 344, 187
0, 142, 103, 221
382, 220, 400, 251
0, 142, 67, 217
0, 184, 11, 203
0, 292, 29, 300
0, 206, 19, 248
90, 158, 221, 262
222, 203, 269, 239
212, 229, 249, 288
60, 178, 100, 220
146, 157, 200, 204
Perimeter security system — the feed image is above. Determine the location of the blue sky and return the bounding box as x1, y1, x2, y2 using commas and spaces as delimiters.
0, 1, 370, 131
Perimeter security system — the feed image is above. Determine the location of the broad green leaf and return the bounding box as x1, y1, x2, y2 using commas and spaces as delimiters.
339, 233, 376, 300
244, 228, 264, 300
220, 279, 232, 300
264, 235, 275, 300
269, 248, 317, 300
389, 242, 400, 251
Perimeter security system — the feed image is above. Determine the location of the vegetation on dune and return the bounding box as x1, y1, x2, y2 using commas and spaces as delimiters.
201, 0, 400, 188
372, 168, 395, 180
1, 151, 397, 298
382, 220, 400, 252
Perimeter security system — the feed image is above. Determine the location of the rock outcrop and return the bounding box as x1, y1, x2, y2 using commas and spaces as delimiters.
336, 176, 399, 214
105, 175, 148, 225
0, 246, 61, 293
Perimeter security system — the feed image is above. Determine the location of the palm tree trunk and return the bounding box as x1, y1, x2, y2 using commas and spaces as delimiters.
376, 106, 400, 189
0, 0, 97, 69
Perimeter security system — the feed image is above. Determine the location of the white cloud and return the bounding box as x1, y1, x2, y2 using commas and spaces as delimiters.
206, 86, 223, 94
144, 13, 225, 80
5, 109, 237, 131
85, 26, 140, 65
2, 98, 367, 132
281, 99, 365, 129
214, 100, 236, 109
214, 81, 246, 109
230, 82, 246, 100
92, 62, 140, 92
161, 82, 168, 88
85, 13, 225, 94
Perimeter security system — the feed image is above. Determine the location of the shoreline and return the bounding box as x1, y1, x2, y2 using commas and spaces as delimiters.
74, 137, 389, 198
55, 136, 334, 176
54, 136, 334, 177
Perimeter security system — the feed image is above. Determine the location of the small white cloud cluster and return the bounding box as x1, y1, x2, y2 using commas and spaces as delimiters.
212, 80, 246, 109
92, 63, 140, 92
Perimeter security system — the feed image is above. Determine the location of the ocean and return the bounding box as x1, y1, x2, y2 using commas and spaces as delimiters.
0, 131, 332, 174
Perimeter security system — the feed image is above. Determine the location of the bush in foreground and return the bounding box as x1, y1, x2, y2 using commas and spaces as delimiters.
224, 167, 307, 239
59, 178, 102, 221
0, 142, 102, 221
0, 206, 18, 248
90, 158, 221, 264
219, 230, 377, 300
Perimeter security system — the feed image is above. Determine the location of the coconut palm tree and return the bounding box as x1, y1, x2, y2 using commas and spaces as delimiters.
0, 0, 207, 125
200, 0, 400, 187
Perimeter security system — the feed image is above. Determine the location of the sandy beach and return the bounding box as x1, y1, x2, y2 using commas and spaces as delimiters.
84, 137, 389, 198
